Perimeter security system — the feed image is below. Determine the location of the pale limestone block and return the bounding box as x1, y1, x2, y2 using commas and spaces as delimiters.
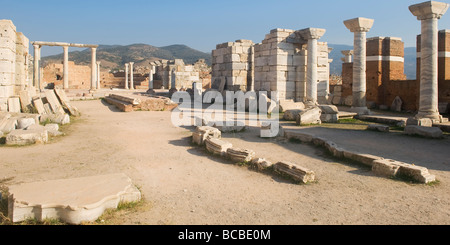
7, 173, 141, 224
7, 97, 20, 113
274, 161, 315, 184
404, 125, 443, 138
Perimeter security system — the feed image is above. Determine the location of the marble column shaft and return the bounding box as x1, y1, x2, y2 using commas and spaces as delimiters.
344, 17, 374, 110
97, 62, 101, 89
91, 47, 97, 90
125, 63, 129, 89
149, 65, 154, 89
33, 44, 41, 89
409, 1, 449, 120
298, 28, 325, 104
130, 62, 134, 90
63, 46, 69, 89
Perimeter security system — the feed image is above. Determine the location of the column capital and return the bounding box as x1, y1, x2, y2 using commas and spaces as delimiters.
297, 28, 326, 40
344, 17, 374, 32
125, 63, 129, 67
341, 50, 354, 56
409, 1, 449, 20
129, 62, 134, 66
96, 61, 101, 65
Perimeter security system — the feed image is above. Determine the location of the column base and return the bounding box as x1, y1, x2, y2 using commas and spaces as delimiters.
350, 106, 371, 115
414, 111, 442, 123
146, 89, 155, 94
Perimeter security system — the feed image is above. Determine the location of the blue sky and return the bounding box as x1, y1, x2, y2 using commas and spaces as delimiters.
2, 0, 450, 56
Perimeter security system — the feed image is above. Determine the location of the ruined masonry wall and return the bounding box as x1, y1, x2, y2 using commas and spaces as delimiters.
212, 39, 253, 91
0, 20, 30, 111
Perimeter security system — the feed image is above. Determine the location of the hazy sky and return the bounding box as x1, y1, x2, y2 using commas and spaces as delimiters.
2, 0, 450, 56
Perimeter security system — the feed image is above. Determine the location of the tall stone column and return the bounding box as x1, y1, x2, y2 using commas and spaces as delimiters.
341, 50, 353, 63
410, 1, 449, 122
129, 62, 134, 90
149, 65, 154, 90
90, 47, 97, 90
298, 28, 326, 104
63, 45, 69, 89
344, 17, 374, 114
125, 63, 129, 89
33, 44, 41, 90
97, 61, 101, 89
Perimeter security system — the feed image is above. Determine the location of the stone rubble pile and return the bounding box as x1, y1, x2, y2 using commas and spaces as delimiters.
0, 88, 79, 145
193, 126, 316, 184
104, 93, 178, 112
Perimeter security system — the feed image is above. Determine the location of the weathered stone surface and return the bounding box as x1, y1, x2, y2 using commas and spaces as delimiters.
17, 117, 35, 129
372, 159, 435, 183
318, 105, 339, 114
109, 93, 141, 105
406, 117, 433, 127
0, 112, 12, 132
295, 107, 322, 125
251, 158, 273, 170
279, 100, 305, 112
367, 124, 390, 132
19, 90, 33, 113
205, 137, 233, 156
6, 128, 48, 145
283, 109, 303, 121
320, 113, 339, 123
274, 161, 315, 184
103, 96, 133, 112
44, 90, 65, 114
7, 173, 141, 224
390, 96, 402, 112
32, 97, 46, 115
1, 118, 17, 133
226, 147, 255, 163
404, 125, 443, 138
7, 97, 21, 113
192, 126, 221, 146
54, 88, 81, 116
39, 113, 70, 125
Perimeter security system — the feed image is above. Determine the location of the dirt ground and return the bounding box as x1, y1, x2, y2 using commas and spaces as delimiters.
0, 99, 449, 225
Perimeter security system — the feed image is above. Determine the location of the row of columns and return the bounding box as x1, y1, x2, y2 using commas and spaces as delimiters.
340, 1, 448, 120
32, 43, 99, 91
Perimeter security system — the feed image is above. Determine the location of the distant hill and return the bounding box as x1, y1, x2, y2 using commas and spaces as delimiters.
42, 42, 417, 79
328, 44, 416, 80
41, 44, 212, 71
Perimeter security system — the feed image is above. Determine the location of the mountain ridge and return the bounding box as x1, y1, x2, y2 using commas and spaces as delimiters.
42, 43, 416, 79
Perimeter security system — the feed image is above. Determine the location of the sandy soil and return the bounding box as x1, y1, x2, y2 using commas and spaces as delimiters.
0, 99, 449, 225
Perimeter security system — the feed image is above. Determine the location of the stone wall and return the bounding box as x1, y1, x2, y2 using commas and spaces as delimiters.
335, 32, 450, 112
0, 20, 31, 112
152, 59, 209, 90
211, 39, 253, 91
212, 28, 330, 103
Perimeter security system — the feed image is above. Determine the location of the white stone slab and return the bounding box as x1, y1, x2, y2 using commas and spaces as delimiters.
8, 173, 141, 224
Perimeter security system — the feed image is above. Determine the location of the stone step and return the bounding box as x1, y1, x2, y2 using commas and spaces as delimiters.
7, 173, 141, 224
103, 96, 134, 112
338, 111, 358, 119
109, 93, 141, 105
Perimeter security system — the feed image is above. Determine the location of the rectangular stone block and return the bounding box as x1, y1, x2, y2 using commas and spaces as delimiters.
274, 161, 315, 184
44, 89, 65, 114
7, 97, 20, 113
